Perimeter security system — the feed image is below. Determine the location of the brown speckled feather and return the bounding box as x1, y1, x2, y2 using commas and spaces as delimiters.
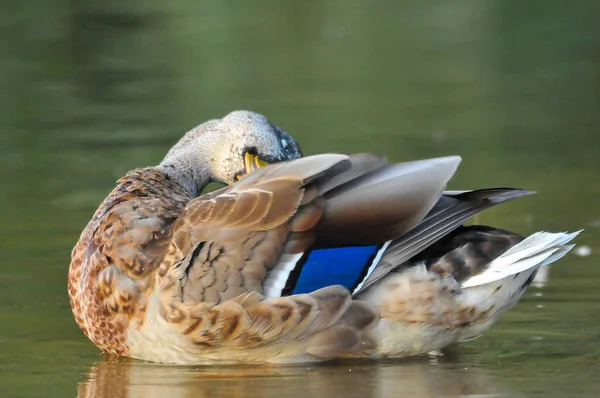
70, 153, 383, 363
70, 132, 561, 364
70, 147, 469, 363
148, 154, 382, 358
69, 109, 579, 364
68, 169, 193, 355
164, 154, 351, 300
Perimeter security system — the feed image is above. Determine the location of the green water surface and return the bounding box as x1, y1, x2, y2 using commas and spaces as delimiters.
1, 1, 599, 397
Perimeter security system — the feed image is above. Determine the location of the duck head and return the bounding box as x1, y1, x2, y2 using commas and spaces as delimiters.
158, 110, 302, 196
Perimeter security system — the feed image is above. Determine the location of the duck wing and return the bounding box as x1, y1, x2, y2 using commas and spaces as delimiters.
156, 153, 458, 360
355, 188, 535, 294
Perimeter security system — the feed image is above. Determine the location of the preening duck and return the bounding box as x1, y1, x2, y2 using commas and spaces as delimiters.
69, 110, 579, 364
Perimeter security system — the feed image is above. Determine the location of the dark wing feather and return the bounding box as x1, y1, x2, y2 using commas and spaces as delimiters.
414, 225, 525, 283
353, 188, 535, 294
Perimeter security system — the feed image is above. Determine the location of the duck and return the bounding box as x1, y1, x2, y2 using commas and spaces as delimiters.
69, 110, 580, 365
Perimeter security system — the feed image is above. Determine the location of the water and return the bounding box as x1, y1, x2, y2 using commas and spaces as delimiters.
1, 1, 599, 397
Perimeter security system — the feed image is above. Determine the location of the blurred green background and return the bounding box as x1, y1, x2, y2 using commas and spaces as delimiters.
0, 1, 598, 397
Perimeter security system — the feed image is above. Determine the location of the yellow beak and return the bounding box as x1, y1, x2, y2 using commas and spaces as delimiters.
237, 152, 269, 180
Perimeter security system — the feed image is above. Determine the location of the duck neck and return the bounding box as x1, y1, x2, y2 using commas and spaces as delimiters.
156, 148, 212, 197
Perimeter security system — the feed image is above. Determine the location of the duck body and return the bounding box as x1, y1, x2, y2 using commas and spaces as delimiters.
69, 111, 579, 364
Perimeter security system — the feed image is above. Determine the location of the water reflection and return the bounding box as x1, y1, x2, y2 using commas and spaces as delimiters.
78, 356, 515, 398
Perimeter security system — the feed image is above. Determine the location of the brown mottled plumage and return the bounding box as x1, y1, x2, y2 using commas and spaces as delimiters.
70, 110, 579, 364
69, 168, 192, 355
148, 155, 380, 359
70, 152, 384, 363
69, 112, 392, 364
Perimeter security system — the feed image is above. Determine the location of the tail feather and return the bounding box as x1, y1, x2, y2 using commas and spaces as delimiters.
461, 231, 581, 288
541, 244, 575, 266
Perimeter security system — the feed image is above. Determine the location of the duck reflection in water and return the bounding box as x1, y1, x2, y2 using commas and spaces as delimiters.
77, 355, 516, 398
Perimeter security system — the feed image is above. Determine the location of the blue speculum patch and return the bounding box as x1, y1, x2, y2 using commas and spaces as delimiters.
289, 245, 382, 294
